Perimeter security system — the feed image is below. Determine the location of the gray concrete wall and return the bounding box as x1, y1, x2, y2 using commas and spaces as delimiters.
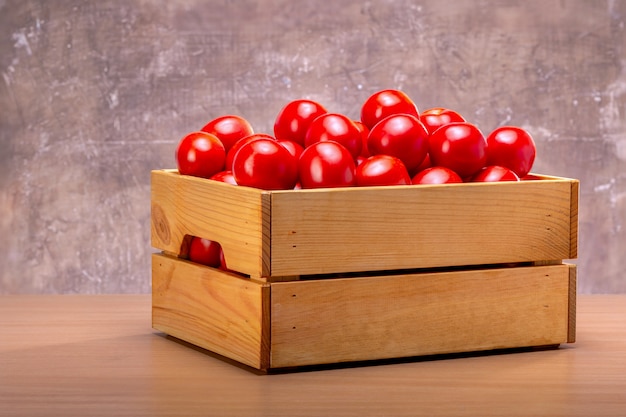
1, 0, 624, 293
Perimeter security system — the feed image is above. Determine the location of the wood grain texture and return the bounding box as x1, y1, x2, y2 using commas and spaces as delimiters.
270, 176, 577, 276
569, 179, 580, 259
152, 253, 269, 369
2, 294, 625, 417
270, 264, 572, 368
152, 170, 577, 279
568, 263, 577, 343
151, 169, 272, 277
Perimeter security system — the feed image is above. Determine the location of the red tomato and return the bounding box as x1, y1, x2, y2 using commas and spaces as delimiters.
210, 170, 237, 185
278, 140, 304, 161
274, 99, 327, 146
486, 126, 536, 178
225, 133, 275, 171
412, 166, 463, 185
356, 155, 411, 186
360, 89, 419, 130
232, 138, 298, 190
298, 141, 356, 189
419, 107, 466, 135
428, 122, 487, 178
188, 237, 223, 268
414, 153, 432, 173
353, 120, 371, 157
219, 248, 228, 271
176, 131, 226, 179
471, 165, 520, 182
304, 113, 362, 160
367, 114, 429, 174
201, 115, 254, 153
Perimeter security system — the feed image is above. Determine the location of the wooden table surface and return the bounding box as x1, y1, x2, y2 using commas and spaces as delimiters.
1, 295, 625, 417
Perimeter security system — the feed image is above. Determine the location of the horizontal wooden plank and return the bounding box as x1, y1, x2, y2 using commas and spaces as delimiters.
151, 170, 578, 278
269, 177, 577, 276
270, 264, 572, 368
152, 253, 269, 369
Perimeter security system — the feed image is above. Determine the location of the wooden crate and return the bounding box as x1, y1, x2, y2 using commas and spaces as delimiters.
151, 169, 578, 371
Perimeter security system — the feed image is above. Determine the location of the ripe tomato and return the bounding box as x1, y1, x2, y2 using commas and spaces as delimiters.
232, 138, 298, 190
278, 140, 304, 161
353, 120, 371, 157
225, 133, 275, 171
486, 126, 536, 178
273, 99, 327, 146
412, 166, 463, 185
367, 114, 429, 174
304, 113, 362, 160
201, 115, 254, 153
356, 155, 411, 186
471, 165, 520, 182
360, 89, 419, 130
419, 107, 466, 135
210, 170, 237, 185
428, 122, 487, 178
176, 131, 226, 179
188, 237, 223, 268
298, 141, 356, 188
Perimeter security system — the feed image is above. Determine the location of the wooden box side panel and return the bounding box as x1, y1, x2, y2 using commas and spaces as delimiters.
269, 178, 578, 276
152, 253, 270, 369
270, 264, 573, 368
151, 170, 271, 277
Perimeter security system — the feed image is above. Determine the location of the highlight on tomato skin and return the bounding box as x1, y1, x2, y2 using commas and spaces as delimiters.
274, 99, 328, 146
231, 138, 299, 190
360, 89, 419, 130
304, 113, 362, 160
411, 166, 463, 185
298, 141, 357, 189
188, 237, 223, 268
201, 115, 254, 154
356, 155, 412, 187
428, 122, 488, 179
176, 131, 226, 179
277, 140, 304, 161
367, 113, 430, 175
485, 126, 536, 178
225, 133, 275, 171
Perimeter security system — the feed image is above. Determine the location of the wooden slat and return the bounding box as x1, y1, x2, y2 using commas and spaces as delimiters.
270, 264, 572, 368
152, 253, 270, 369
150, 169, 271, 277
151, 170, 578, 279
568, 263, 577, 343
569, 179, 580, 259
269, 178, 577, 276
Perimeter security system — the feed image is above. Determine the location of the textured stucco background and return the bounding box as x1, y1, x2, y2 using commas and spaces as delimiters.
1, 0, 625, 294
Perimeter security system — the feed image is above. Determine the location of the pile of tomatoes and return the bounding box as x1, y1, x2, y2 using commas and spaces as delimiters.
176, 89, 536, 191
175, 89, 537, 268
